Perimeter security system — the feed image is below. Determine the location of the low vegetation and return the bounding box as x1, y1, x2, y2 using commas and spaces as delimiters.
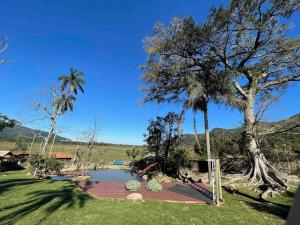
125, 180, 141, 191
146, 179, 162, 192
29, 155, 63, 176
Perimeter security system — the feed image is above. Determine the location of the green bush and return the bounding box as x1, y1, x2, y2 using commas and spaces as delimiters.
29, 154, 63, 175
146, 179, 162, 192
125, 180, 141, 191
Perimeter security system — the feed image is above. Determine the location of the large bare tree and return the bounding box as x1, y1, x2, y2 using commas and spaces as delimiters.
206, 0, 300, 190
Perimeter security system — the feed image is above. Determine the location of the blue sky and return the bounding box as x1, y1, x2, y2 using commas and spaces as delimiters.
0, 0, 299, 145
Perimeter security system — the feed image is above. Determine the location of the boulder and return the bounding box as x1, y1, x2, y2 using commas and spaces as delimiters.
179, 167, 208, 183
126, 193, 143, 201
142, 175, 148, 181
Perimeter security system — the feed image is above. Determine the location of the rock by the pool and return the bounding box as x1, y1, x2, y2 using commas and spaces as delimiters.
142, 175, 148, 181
126, 193, 143, 201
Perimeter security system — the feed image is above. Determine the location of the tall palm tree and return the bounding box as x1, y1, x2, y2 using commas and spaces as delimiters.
58, 68, 85, 95
54, 94, 76, 113
183, 81, 212, 182
40, 69, 85, 156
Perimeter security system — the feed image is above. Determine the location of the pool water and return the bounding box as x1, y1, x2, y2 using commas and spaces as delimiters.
90, 169, 141, 182
51, 175, 71, 181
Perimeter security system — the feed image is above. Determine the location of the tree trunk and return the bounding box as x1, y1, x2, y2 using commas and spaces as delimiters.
40, 118, 56, 156
203, 101, 212, 183
193, 112, 201, 150
242, 96, 287, 189
49, 132, 57, 154
29, 133, 38, 158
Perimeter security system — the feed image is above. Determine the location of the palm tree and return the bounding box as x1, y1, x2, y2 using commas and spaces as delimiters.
54, 94, 76, 113
58, 68, 85, 95
182, 81, 212, 182
40, 69, 85, 156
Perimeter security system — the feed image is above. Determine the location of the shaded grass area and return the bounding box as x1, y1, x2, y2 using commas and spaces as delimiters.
0, 170, 296, 225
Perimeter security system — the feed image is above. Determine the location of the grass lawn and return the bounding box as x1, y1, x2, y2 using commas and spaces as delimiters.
0, 170, 296, 225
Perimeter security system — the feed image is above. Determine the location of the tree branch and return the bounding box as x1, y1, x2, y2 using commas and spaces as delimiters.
259, 74, 300, 91
233, 80, 248, 98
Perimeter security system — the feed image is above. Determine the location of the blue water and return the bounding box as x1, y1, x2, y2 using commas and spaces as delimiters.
90, 169, 140, 182
51, 175, 71, 181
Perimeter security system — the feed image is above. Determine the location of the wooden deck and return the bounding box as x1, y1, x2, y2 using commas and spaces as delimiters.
77, 181, 213, 204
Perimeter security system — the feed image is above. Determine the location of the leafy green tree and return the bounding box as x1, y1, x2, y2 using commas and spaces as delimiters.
205, 0, 300, 190
141, 17, 229, 180
144, 112, 181, 172
15, 136, 30, 151
0, 113, 17, 131
144, 117, 164, 161
162, 112, 181, 171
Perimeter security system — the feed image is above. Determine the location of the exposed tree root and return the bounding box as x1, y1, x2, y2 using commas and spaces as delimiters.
245, 149, 288, 199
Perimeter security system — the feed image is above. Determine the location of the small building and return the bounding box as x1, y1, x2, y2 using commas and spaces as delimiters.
11, 150, 29, 162
0, 150, 13, 160
0, 150, 26, 171
49, 152, 73, 161
0, 150, 29, 163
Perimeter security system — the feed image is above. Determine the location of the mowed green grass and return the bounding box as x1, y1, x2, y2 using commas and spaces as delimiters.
0, 141, 137, 162
0, 170, 296, 225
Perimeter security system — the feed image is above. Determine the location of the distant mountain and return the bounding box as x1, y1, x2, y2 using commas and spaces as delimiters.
0, 125, 70, 142
182, 113, 300, 145
181, 113, 300, 160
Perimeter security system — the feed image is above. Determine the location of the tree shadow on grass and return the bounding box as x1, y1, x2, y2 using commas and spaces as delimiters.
242, 201, 289, 219
223, 187, 291, 219
0, 183, 92, 225
0, 178, 44, 195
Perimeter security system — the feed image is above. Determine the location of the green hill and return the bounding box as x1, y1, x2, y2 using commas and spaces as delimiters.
0, 125, 70, 142
182, 114, 300, 162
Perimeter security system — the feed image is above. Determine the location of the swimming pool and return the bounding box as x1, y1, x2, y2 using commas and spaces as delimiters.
90, 169, 141, 182
51, 175, 71, 181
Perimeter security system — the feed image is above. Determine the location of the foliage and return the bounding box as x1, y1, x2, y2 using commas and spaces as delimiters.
45, 157, 64, 173
169, 145, 191, 169
15, 136, 30, 151
38, 68, 86, 156
126, 147, 140, 162
144, 112, 181, 172
29, 154, 63, 175
125, 180, 141, 191
146, 179, 162, 192
142, 0, 300, 188
0, 113, 17, 132
204, 0, 300, 188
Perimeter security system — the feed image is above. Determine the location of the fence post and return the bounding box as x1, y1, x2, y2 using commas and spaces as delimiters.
216, 159, 223, 204
215, 159, 220, 206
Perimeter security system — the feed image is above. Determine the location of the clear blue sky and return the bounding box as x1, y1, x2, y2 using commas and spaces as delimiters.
0, 0, 299, 145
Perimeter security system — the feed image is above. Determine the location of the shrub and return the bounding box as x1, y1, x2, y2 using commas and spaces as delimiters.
146, 179, 162, 192
29, 154, 63, 176
45, 157, 64, 173
125, 180, 141, 191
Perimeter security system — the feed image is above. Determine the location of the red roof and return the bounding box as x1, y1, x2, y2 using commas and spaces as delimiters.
0, 151, 12, 157
49, 152, 73, 159
11, 150, 29, 156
